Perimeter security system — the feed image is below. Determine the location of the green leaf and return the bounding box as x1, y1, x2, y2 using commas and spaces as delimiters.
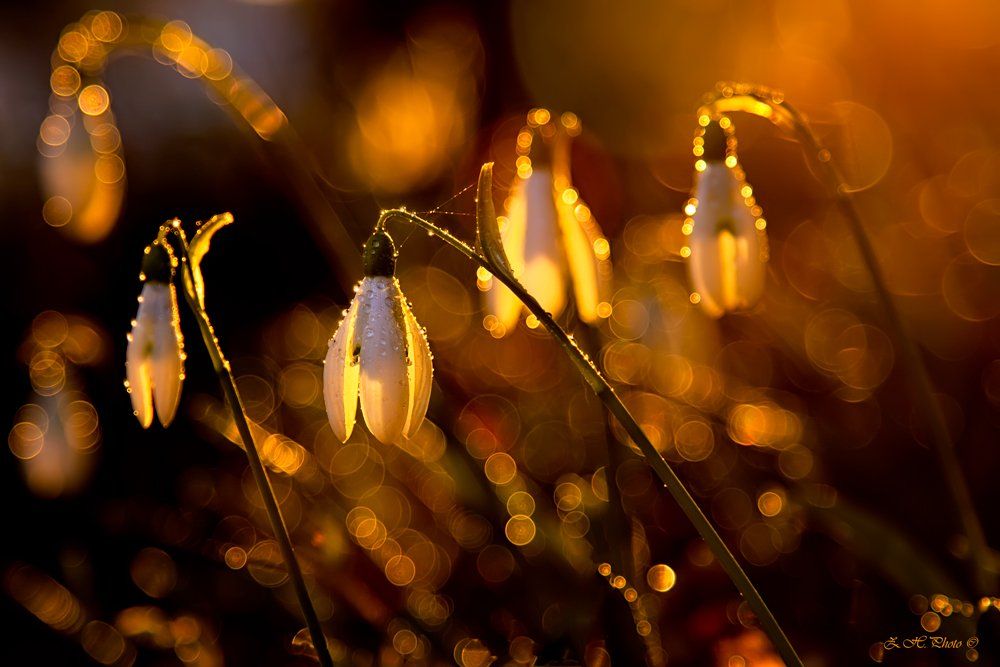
802, 490, 968, 600
475, 162, 513, 278
186, 212, 234, 307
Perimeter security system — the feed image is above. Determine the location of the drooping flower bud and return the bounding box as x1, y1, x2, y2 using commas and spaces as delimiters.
483, 109, 611, 335
684, 117, 768, 317
324, 230, 433, 443
125, 241, 185, 427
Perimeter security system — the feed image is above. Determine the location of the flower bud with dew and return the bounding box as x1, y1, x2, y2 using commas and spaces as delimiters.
324, 230, 433, 443
125, 240, 185, 427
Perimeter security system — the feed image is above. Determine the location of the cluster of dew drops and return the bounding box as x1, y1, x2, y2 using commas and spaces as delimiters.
326, 278, 433, 383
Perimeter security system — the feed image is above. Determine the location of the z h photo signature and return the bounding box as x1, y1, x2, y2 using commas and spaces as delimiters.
882, 635, 979, 651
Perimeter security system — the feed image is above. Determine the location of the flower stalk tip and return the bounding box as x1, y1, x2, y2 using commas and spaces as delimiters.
140, 241, 173, 283
475, 162, 514, 278
362, 230, 397, 277
701, 120, 728, 162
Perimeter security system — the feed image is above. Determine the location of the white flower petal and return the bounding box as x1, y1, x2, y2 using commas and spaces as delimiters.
521, 168, 566, 317
556, 191, 606, 324
401, 296, 433, 439
126, 306, 153, 429
486, 178, 528, 331
486, 281, 522, 334
552, 143, 606, 324
689, 228, 726, 318
358, 277, 410, 443
689, 163, 766, 316
730, 201, 766, 307
324, 296, 361, 442
149, 283, 184, 427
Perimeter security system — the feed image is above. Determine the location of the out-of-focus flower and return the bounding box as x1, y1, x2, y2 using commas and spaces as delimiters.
38, 107, 126, 243
683, 118, 768, 317
11, 311, 107, 497
346, 15, 483, 193
125, 241, 185, 428
715, 629, 784, 667
483, 109, 611, 335
324, 231, 433, 444
11, 393, 99, 498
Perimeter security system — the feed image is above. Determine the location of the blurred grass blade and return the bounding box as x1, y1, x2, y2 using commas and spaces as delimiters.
475, 162, 513, 277
803, 491, 967, 599
187, 212, 235, 307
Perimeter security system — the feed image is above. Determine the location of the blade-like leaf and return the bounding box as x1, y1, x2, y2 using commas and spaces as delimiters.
186, 212, 235, 307
475, 162, 513, 278
802, 490, 968, 600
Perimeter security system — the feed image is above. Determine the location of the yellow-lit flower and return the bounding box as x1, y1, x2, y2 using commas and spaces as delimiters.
126, 242, 185, 428
685, 118, 768, 317
324, 231, 433, 444
484, 110, 611, 334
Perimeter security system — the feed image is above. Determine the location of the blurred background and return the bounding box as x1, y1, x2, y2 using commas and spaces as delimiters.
3, 0, 1000, 665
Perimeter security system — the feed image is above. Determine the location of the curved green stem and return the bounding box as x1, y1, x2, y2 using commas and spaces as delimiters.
165, 224, 334, 667
379, 209, 803, 667
700, 82, 994, 594
47, 11, 360, 286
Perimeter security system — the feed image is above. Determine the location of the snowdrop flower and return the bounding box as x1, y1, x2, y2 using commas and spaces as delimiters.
324, 230, 433, 444
38, 107, 124, 243
125, 241, 185, 428
483, 109, 611, 335
684, 118, 768, 318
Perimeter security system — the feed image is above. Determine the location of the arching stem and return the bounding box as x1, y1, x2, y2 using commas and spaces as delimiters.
164, 223, 334, 667
379, 208, 803, 667
700, 82, 995, 595
47, 12, 360, 286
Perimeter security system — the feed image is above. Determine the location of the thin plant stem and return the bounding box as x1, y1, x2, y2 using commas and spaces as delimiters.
603, 419, 633, 577
165, 225, 334, 667
575, 326, 632, 577
379, 209, 803, 667
700, 82, 995, 594
573, 323, 650, 664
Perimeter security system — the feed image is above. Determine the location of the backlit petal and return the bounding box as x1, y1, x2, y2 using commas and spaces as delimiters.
521, 168, 566, 317
689, 163, 766, 317
401, 295, 433, 439
324, 295, 361, 442
125, 303, 153, 429
729, 202, 766, 308
148, 283, 184, 427
358, 277, 410, 443
555, 190, 607, 324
